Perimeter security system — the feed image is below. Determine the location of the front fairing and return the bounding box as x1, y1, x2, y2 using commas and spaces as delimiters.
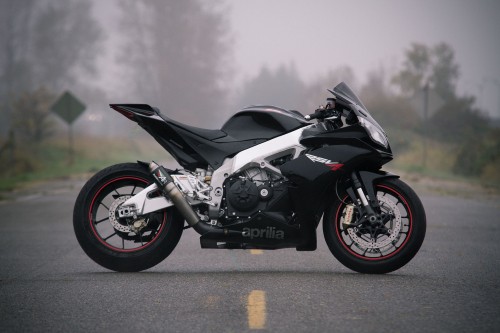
299, 81, 392, 155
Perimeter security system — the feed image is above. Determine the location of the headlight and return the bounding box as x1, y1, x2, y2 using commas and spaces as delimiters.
358, 118, 389, 148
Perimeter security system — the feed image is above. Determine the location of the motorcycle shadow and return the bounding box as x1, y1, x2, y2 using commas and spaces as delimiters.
75, 269, 415, 279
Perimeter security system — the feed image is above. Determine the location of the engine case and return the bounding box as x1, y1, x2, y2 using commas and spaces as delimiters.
221, 171, 292, 224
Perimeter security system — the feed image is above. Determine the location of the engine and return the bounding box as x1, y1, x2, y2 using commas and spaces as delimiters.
221, 168, 290, 222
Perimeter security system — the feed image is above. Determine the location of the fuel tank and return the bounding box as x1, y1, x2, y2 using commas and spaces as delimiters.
216, 106, 310, 142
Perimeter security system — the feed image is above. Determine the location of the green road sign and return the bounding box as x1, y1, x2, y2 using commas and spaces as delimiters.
51, 91, 86, 124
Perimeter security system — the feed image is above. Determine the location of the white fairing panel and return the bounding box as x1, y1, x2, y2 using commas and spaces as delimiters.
122, 125, 312, 219
231, 125, 311, 173
207, 125, 311, 218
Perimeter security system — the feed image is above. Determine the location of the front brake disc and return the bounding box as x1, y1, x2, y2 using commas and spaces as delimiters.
347, 194, 402, 249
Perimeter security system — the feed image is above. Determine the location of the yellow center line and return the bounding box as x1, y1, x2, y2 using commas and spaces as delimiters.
247, 290, 266, 330
250, 249, 264, 255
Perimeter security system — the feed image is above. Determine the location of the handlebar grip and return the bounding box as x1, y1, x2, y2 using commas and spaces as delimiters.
305, 112, 321, 121
305, 107, 340, 121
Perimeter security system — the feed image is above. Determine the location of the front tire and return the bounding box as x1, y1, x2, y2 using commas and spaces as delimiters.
73, 163, 183, 272
323, 178, 426, 274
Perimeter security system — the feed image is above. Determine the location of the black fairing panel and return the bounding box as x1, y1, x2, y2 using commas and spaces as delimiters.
280, 145, 376, 184
300, 123, 393, 158
134, 114, 204, 169
301, 124, 367, 147
110, 104, 155, 116
218, 106, 309, 142
139, 116, 266, 169
172, 126, 266, 169
112, 104, 309, 170
279, 144, 381, 231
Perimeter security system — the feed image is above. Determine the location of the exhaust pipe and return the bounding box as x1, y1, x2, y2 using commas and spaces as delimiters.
148, 162, 237, 236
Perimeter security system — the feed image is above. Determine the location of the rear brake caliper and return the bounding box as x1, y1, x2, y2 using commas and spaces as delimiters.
109, 196, 149, 234
109, 196, 133, 233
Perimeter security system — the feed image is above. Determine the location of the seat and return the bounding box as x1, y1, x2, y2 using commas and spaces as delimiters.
169, 120, 227, 140
154, 107, 227, 141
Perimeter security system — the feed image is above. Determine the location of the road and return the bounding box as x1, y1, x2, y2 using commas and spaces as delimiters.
0, 177, 499, 332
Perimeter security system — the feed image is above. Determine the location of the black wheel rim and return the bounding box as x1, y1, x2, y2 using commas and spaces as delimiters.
88, 176, 167, 253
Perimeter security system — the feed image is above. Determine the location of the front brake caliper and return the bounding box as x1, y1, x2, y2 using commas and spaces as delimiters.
342, 204, 356, 229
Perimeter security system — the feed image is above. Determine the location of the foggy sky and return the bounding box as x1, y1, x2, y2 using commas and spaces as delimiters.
94, 0, 500, 118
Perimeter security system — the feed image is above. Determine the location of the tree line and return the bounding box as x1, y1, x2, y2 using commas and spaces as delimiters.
0, 0, 497, 186
234, 43, 498, 185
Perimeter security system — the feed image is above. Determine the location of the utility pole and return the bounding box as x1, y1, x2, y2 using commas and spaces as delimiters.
422, 82, 429, 169
492, 78, 500, 119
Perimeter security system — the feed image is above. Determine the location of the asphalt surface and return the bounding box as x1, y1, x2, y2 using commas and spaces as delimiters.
0, 177, 499, 332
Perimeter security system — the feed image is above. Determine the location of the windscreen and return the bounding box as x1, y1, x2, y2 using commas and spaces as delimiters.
331, 82, 368, 111
330, 82, 384, 131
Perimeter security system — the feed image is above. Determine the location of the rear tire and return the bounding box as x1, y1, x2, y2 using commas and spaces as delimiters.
323, 178, 426, 274
73, 163, 183, 272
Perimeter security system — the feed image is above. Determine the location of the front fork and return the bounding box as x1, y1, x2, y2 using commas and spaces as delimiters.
351, 172, 377, 215
344, 171, 397, 230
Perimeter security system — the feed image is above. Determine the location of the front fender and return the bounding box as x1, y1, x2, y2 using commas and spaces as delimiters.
357, 170, 399, 205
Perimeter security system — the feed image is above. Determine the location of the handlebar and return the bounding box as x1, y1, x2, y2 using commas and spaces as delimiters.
304, 99, 353, 121
304, 105, 339, 121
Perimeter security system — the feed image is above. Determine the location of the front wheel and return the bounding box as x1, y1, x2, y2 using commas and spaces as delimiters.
323, 178, 426, 274
73, 163, 183, 272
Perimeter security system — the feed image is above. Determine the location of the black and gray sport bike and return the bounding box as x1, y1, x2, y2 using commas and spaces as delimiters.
74, 82, 426, 274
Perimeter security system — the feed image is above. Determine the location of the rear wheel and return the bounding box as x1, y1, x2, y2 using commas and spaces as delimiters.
73, 163, 183, 272
323, 178, 426, 274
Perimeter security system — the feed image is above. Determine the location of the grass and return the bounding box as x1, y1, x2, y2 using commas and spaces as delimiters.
391, 140, 459, 178
388, 133, 499, 192
0, 136, 171, 191
0, 132, 496, 193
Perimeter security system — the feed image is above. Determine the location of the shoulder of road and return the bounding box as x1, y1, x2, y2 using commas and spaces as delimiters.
0, 170, 497, 205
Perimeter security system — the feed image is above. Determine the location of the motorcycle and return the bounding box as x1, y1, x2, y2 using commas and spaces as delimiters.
73, 82, 426, 274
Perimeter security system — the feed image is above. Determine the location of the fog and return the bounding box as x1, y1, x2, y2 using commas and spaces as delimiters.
92, 0, 500, 120
0, 0, 499, 186
1, 0, 499, 138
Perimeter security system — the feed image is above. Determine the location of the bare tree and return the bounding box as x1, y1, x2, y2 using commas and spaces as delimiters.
118, 0, 232, 127
12, 88, 55, 143
235, 64, 306, 111
391, 42, 459, 100
31, 0, 103, 92
0, 0, 104, 136
0, 0, 36, 134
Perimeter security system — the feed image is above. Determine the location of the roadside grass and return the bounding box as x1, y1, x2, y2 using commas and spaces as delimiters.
0, 136, 170, 191
391, 138, 459, 178
0, 133, 497, 195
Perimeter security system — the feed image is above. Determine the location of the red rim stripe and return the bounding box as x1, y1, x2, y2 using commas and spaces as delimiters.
88, 176, 166, 253
334, 185, 414, 261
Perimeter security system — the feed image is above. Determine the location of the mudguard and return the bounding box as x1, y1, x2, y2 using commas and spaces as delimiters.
356, 170, 400, 205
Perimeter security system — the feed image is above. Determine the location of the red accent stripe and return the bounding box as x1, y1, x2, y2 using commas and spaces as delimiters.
326, 163, 344, 171
88, 176, 166, 253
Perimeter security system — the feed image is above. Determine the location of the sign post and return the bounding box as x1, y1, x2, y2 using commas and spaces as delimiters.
51, 91, 86, 165
410, 86, 444, 168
